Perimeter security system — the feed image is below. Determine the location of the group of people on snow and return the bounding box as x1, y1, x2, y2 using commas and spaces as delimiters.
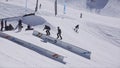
74, 24, 79, 33
1, 19, 79, 40
0, 19, 14, 31
0, 19, 33, 32
43, 25, 62, 40
43, 24, 79, 40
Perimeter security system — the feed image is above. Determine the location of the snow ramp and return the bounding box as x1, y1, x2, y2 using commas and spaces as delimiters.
33, 30, 91, 59
0, 32, 66, 64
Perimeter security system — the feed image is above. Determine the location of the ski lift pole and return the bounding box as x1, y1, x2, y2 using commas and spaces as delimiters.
25, 0, 28, 12
55, 0, 57, 16
35, 0, 39, 12
63, 0, 66, 14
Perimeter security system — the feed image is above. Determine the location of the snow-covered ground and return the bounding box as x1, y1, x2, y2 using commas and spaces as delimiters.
47, 0, 120, 18
0, 0, 120, 68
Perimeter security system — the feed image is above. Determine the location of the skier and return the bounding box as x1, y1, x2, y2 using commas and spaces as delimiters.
43, 25, 51, 36
0, 19, 4, 31
74, 24, 79, 33
57, 27, 62, 40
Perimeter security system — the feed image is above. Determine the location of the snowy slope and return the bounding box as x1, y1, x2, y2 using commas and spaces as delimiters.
0, 0, 120, 68
47, 0, 120, 17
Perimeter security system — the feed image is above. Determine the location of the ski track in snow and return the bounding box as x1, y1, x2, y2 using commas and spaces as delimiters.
86, 22, 120, 47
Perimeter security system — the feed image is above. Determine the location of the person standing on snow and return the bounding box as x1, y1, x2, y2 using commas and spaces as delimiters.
0, 19, 4, 31
57, 27, 62, 40
43, 25, 51, 36
18, 19, 23, 31
74, 24, 79, 33
5, 20, 8, 31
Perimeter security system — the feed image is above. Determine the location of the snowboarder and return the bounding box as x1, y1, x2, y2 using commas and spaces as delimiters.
25, 24, 34, 31
0, 19, 4, 31
18, 19, 23, 31
39, 4, 41, 9
74, 24, 79, 33
52, 54, 59, 58
8, 24, 14, 30
57, 27, 62, 40
80, 13, 82, 18
43, 25, 51, 36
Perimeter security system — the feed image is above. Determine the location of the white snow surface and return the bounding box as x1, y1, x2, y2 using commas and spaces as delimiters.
0, 0, 120, 68
47, 0, 120, 18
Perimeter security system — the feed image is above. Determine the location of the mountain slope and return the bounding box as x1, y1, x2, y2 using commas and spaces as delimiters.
0, 0, 120, 68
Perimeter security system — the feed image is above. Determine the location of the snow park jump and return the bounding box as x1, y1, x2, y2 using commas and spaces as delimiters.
0, 32, 66, 64
33, 30, 91, 59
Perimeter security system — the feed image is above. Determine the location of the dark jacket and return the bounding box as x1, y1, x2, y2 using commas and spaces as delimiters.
75, 25, 79, 28
44, 25, 51, 30
58, 27, 61, 34
18, 20, 22, 26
